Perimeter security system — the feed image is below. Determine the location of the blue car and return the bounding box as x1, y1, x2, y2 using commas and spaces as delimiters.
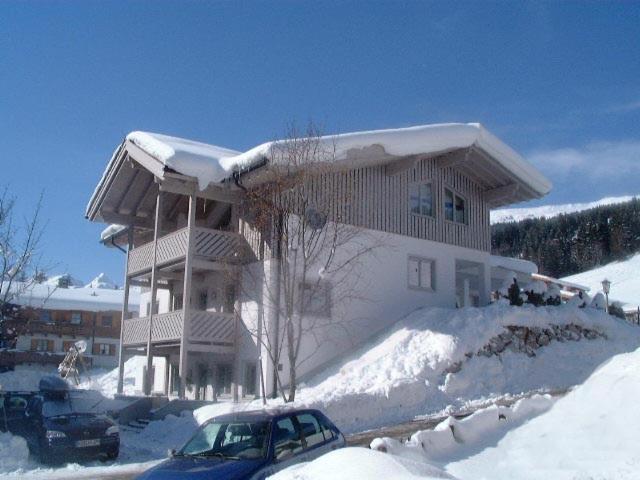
136, 408, 346, 480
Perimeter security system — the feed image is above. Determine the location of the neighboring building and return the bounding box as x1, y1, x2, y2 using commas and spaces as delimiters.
85, 123, 551, 400
1, 275, 139, 370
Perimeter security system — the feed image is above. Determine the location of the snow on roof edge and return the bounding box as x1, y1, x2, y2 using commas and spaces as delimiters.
490, 255, 539, 275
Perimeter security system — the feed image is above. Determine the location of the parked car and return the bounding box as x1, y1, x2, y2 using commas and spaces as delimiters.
135, 408, 346, 480
17, 376, 120, 464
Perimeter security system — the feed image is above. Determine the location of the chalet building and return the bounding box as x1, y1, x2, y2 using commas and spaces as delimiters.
2, 279, 139, 370
86, 123, 552, 400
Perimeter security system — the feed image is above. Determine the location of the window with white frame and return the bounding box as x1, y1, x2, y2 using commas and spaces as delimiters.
70, 312, 82, 325
98, 343, 110, 355
408, 256, 435, 291
444, 188, 466, 224
409, 182, 433, 217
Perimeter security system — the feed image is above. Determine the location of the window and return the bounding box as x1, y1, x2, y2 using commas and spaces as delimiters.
198, 291, 208, 310
273, 417, 304, 460
296, 413, 325, 448
39, 310, 52, 323
409, 183, 433, 217
32, 339, 51, 352
173, 293, 183, 311
299, 282, 331, 317
70, 312, 82, 325
101, 315, 113, 327
408, 256, 435, 291
316, 412, 339, 441
444, 188, 466, 224
99, 343, 110, 355
179, 421, 269, 460
243, 363, 257, 396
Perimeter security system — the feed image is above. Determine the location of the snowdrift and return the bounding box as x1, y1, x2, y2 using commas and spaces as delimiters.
198, 304, 640, 433
447, 346, 640, 479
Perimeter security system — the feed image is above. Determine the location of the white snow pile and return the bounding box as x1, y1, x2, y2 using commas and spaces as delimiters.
446, 346, 640, 479
0, 366, 58, 391
197, 304, 640, 434
127, 132, 242, 190
562, 252, 640, 310
371, 394, 555, 464
268, 447, 457, 480
491, 194, 639, 224
0, 432, 29, 472
84, 273, 118, 290
128, 123, 551, 196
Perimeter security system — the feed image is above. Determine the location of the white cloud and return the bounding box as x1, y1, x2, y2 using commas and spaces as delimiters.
529, 140, 640, 180
608, 100, 640, 113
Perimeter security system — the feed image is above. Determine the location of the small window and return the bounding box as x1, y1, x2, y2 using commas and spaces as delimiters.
198, 291, 208, 310
39, 310, 52, 323
273, 417, 303, 460
70, 312, 82, 325
34, 339, 50, 352
243, 363, 257, 396
445, 188, 466, 224
316, 413, 338, 441
173, 293, 183, 311
408, 256, 435, 291
98, 343, 110, 355
409, 183, 433, 217
101, 315, 113, 327
299, 282, 331, 317
296, 413, 325, 448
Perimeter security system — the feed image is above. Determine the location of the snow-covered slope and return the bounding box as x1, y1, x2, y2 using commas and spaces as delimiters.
562, 252, 640, 310
491, 194, 639, 224
85, 272, 118, 290
446, 346, 640, 479
196, 304, 640, 433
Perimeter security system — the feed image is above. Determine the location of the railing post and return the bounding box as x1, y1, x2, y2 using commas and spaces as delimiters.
117, 228, 134, 395
145, 190, 163, 396
178, 193, 196, 399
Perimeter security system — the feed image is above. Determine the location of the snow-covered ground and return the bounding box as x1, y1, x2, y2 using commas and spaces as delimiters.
562, 252, 640, 310
491, 194, 639, 224
2, 303, 638, 478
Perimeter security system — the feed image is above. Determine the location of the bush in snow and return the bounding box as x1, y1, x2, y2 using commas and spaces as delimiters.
566, 290, 590, 308
506, 278, 523, 306
608, 302, 626, 320
545, 284, 562, 306
522, 280, 547, 307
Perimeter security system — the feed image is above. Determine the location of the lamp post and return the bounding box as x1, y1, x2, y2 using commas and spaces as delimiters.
601, 278, 611, 314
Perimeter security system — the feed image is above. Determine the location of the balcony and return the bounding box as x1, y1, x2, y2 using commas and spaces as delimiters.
121, 310, 236, 349
127, 227, 247, 277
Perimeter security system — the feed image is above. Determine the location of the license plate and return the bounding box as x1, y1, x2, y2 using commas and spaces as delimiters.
76, 439, 100, 448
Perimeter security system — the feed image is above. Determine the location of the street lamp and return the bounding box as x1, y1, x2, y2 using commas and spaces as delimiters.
601, 278, 611, 313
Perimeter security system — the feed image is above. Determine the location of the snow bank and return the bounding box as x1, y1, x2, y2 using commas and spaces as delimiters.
491, 194, 640, 224
0, 366, 58, 391
268, 447, 457, 480
198, 304, 640, 434
0, 432, 29, 472
447, 346, 640, 479
371, 394, 555, 464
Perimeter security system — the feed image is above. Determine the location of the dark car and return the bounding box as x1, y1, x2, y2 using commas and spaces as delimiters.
135, 408, 346, 480
15, 376, 120, 464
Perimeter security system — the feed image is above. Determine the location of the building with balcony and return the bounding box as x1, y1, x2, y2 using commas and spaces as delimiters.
86, 124, 551, 401
2, 276, 139, 370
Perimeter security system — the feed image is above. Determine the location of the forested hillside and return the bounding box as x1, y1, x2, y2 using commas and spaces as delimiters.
492, 199, 640, 278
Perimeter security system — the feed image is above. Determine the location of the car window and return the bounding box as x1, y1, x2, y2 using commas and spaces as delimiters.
316, 413, 338, 440
296, 413, 326, 448
180, 421, 269, 460
273, 417, 303, 460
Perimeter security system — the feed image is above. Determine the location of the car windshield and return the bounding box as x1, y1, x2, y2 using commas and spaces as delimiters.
179, 420, 270, 460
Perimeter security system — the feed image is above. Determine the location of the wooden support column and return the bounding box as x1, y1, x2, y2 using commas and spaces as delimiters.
145, 191, 163, 396
117, 228, 134, 395
178, 193, 196, 399
163, 355, 171, 396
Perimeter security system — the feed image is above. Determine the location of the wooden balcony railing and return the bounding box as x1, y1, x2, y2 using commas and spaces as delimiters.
127, 227, 246, 276
121, 310, 235, 347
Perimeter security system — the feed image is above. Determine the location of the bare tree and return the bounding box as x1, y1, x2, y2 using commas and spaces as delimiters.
240, 123, 381, 402
0, 187, 47, 338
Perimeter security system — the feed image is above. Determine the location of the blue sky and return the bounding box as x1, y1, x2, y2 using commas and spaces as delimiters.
1, 1, 639, 284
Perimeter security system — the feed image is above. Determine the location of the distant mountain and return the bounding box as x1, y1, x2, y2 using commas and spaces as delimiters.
85, 273, 118, 290
492, 197, 640, 279
491, 195, 640, 225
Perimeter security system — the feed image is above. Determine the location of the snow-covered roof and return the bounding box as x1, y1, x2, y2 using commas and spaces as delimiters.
126, 123, 551, 196
5, 281, 139, 312
532, 273, 589, 292
85, 273, 118, 290
490, 255, 538, 275
100, 224, 127, 243
126, 131, 242, 190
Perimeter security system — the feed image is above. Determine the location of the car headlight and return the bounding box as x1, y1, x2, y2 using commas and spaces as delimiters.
106, 425, 119, 436
45, 430, 67, 439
